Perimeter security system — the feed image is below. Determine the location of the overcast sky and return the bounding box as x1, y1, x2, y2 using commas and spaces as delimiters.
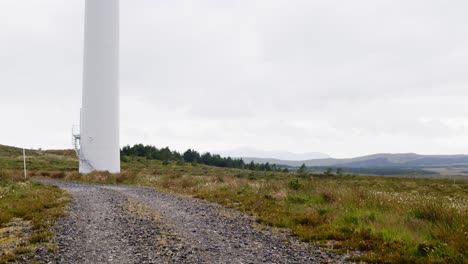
1, 0, 468, 158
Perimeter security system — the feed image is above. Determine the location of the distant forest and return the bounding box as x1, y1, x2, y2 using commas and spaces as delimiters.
120, 144, 289, 172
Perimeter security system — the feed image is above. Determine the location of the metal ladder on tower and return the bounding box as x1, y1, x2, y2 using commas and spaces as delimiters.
72, 126, 96, 171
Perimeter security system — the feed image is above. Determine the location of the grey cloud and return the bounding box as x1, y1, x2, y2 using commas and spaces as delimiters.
1, 0, 468, 157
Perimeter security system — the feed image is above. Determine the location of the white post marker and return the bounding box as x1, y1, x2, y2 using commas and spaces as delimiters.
23, 148, 27, 179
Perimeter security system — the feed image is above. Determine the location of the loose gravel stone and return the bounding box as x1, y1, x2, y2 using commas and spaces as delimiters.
36, 179, 353, 264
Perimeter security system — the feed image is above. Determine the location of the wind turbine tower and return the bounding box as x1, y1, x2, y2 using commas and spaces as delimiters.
74, 0, 120, 173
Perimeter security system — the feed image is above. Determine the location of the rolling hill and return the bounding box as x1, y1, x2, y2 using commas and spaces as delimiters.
242, 153, 468, 175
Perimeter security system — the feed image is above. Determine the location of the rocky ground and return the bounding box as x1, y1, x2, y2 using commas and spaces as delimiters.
36, 179, 352, 264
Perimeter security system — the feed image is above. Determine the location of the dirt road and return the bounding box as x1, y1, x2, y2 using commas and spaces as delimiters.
37, 179, 351, 264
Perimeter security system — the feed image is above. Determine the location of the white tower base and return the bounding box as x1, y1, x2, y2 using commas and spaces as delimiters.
79, 0, 120, 174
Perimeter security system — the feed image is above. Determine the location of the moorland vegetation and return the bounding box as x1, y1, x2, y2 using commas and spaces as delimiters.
0, 144, 467, 263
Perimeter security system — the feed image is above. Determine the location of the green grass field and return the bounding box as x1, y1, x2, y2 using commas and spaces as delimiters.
1, 144, 467, 263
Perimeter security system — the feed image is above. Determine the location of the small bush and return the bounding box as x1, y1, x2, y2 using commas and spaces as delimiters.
288, 178, 303, 190
248, 174, 257, 181
237, 185, 250, 194
120, 155, 129, 162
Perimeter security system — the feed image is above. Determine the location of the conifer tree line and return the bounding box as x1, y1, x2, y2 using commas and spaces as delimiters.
121, 144, 290, 172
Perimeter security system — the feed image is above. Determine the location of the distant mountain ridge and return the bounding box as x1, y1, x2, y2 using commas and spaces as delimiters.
242, 153, 468, 169
218, 147, 329, 161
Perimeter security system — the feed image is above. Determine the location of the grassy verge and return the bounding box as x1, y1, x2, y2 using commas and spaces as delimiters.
0, 170, 68, 263
0, 145, 77, 172
44, 158, 468, 263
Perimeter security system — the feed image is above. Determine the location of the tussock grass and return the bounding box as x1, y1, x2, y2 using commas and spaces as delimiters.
0, 170, 68, 263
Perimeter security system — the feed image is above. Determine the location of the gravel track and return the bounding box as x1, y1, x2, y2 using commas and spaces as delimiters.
37, 179, 351, 264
